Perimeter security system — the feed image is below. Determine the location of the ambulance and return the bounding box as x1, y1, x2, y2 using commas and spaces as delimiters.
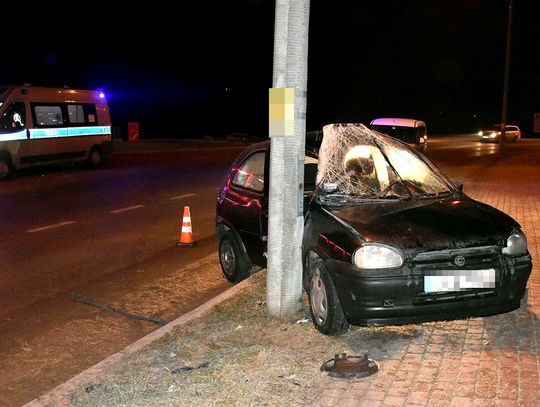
0, 84, 112, 179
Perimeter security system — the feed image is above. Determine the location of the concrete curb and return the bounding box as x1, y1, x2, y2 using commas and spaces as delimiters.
24, 274, 255, 406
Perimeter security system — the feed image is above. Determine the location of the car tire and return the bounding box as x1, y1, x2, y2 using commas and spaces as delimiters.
219, 231, 252, 283
88, 146, 103, 168
308, 256, 349, 336
0, 154, 14, 180
512, 136, 519, 143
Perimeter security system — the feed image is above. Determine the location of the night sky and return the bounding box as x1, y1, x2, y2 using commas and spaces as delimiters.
1, 0, 538, 138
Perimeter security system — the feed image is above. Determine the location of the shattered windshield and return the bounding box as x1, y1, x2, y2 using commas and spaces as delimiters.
316, 124, 455, 204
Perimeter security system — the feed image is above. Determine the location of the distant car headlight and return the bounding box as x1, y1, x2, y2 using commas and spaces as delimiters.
502, 230, 528, 256
353, 244, 404, 269
489, 132, 497, 138
478, 131, 483, 136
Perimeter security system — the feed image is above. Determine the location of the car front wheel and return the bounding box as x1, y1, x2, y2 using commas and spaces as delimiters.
219, 231, 252, 283
308, 256, 349, 336
0, 155, 14, 180
88, 147, 103, 167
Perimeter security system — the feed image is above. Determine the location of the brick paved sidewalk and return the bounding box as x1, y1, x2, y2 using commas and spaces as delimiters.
319, 148, 540, 407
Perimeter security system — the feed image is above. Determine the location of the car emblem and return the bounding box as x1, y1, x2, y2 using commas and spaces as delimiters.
454, 255, 466, 267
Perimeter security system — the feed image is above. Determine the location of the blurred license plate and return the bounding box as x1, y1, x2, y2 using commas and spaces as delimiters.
424, 269, 496, 293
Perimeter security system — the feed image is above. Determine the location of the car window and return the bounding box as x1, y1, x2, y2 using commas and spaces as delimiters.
232, 151, 265, 192
34, 105, 64, 126
370, 125, 416, 140
304, 155, 319, 191
0, 101, 26, 130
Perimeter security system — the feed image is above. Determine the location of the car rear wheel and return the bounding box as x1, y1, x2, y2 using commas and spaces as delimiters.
308, 256, 349, 336
219, 231, 252, 283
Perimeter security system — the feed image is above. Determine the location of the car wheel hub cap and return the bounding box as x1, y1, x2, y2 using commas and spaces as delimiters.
310, 274, 328, 325
221, 242, 236, 276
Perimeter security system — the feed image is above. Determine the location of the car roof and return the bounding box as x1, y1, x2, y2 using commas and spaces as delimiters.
488, 124, 520, 129
231, 137, 318, 167
370, 118, 426, 128
238, 133, 322, 157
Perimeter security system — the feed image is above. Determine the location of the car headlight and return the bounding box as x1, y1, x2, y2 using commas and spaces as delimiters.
489, 132, 497, 138
478, 131, 483, 136
353, 244, 404, 269
502, 231, 528, 256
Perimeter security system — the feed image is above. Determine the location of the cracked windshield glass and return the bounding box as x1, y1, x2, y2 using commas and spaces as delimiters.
316, 124, 454, 204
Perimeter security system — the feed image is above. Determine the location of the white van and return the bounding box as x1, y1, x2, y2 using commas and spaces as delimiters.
369, 117, 427, 152
0, 84, 112, 179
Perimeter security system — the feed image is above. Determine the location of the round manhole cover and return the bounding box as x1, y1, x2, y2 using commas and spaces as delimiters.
321, 353, 379, 379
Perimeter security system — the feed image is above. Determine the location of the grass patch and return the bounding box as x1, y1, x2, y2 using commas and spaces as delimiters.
66, 271, 373, 406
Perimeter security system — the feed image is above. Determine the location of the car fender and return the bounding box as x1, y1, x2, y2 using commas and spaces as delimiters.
216, 220, 243, 248
302, 205, 364, 290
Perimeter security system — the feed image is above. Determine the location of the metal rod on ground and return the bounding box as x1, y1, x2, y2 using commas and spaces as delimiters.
72, 292, 167, 325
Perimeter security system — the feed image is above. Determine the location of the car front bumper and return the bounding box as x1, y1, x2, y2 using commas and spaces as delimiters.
327, 252, 532, 326
480, 135, 499, 142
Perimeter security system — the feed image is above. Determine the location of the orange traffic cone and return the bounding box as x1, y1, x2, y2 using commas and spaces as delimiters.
176, 206, 196, 247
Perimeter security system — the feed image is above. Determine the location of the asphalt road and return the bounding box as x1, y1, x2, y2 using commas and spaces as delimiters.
0, 143, 247, 317
0, 141, 246, 406
1, 134, 538, 406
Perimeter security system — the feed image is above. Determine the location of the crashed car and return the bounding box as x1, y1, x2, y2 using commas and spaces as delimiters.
216, 123, 532, 335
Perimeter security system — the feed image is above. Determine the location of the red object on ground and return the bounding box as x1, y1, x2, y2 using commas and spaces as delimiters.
127, 122, 139, 143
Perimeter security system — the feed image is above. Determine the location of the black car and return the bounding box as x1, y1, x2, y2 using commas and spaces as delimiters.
216, 123, 532, 335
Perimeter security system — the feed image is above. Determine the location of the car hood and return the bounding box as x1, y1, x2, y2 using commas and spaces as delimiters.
329, 196, 518, 252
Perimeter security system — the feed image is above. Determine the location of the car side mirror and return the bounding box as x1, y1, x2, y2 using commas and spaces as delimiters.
453, 180, 464, 191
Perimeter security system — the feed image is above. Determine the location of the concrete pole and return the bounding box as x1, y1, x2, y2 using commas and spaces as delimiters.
267, 0, 310, 316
